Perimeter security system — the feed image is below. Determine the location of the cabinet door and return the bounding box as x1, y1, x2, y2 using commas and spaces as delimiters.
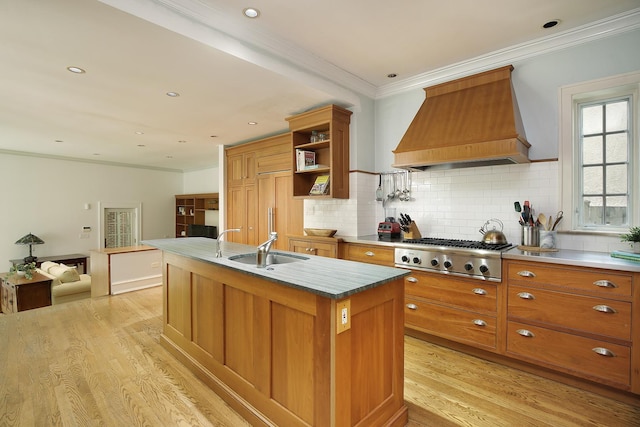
228, 152, 256, 187
288, 238, 338, 258
227, 185, 257, 245
258, 172, 303, 250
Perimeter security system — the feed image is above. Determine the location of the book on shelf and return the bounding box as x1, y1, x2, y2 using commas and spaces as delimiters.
309, 175, 330, 195
302, 164, 328, 170
296, 149, 316, 171
610, 250, 640, 262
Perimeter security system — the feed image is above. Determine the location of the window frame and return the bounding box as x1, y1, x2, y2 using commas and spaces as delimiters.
559, 71, 640, 235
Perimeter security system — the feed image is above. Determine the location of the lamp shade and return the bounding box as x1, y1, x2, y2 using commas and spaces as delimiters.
15, 233, 45, 245
15, 233, 45, 263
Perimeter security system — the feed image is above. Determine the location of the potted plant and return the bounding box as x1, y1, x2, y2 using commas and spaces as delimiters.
8, 262, 37, 280
620, 226, 640, 253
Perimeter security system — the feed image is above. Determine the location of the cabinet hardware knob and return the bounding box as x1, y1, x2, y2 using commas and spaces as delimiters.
407, 277, 418, 283
406, 303, 418, 310
517, 270, 536, 278
473, 319, 487, 327
592, 305, 616, 314
593, 280, 617, 289
364, 251, 375, 257
592, 347, 615, 357
517, 292, 535, 300
472, 288, 487, 295
516, 329, 535, 337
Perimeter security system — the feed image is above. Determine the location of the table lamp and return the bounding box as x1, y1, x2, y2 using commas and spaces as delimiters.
15, 233, 45, 263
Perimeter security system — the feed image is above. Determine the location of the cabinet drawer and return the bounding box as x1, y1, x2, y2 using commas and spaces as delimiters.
289, 238, 338, 258
405, 272, 497, 314
343, 244, 394, 266
508, 285, 631, 341
507, 321, 631, 388
405, 297, 496, 349
506, 261, 632, 297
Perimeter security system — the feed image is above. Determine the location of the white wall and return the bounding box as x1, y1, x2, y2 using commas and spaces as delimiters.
0, 153, 183, 271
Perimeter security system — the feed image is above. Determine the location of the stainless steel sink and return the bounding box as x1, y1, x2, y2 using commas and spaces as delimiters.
228, 251, 308, 266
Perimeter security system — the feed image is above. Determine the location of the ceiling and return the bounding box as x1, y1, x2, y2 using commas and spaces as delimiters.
1, 0, 639, 171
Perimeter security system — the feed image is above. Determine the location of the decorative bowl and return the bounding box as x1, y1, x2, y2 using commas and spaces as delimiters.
303, 228, 337, 237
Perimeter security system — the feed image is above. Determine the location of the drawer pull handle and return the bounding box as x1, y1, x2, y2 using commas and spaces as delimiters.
407, 277, 418, 283
406, 303, 418, 310
593, 305, 617, 314
517, 292, 535, 300
593, 280, 617, 289
517, 270, 536, 278
473, 319, 487, 327
516, 329, 535, 338
592, 347, 615, 357
472, 288, 487, 296
364, 251, 375, 257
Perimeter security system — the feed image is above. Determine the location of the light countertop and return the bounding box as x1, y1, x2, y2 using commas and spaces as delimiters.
143, 237, 409, 299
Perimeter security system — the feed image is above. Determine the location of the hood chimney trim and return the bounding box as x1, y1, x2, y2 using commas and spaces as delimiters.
393, 65, 531, 170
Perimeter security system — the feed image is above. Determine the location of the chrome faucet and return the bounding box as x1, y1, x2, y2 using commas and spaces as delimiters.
215, 228, 240, 257
256, 232, 278, 268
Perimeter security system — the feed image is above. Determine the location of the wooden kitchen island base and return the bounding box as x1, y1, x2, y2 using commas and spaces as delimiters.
160, 251, 407, 427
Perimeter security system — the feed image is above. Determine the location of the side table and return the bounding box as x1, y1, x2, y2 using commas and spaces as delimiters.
1, 272, 53, 313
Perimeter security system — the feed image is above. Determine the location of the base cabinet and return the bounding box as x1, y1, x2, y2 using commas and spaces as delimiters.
504, 260, 638, 393
161, 252, 407, 427
288, 236, 341, 258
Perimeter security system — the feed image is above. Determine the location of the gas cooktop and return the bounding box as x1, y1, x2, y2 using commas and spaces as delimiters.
402, 237, 512, 252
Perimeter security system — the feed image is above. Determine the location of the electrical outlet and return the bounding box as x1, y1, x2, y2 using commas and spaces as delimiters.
336, 299, 350, 334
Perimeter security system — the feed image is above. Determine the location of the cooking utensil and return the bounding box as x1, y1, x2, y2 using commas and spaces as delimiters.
552, 211, 564, 230
376, 174, 383, 201
538, 212, 548, 230
387, 174, 395, 200
480, 218, 508, 244
394, 173, 401, 199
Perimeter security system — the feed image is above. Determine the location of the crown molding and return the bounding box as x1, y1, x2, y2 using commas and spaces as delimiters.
376, 8, 640, 99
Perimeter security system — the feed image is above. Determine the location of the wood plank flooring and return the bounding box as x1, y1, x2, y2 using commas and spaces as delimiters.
1, 286, 638, 426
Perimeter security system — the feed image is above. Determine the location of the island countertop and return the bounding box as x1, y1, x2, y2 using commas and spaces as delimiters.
143, 237, 409, 299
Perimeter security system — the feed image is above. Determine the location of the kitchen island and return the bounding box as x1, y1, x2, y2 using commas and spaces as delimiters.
144, 237, 409, 427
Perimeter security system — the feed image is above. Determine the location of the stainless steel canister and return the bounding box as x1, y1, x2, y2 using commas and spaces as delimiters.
521, 225, 539, 246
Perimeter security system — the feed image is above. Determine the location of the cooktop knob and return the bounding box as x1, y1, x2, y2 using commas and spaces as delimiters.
479, 264, 489, 273
443, 260, 452, 269
430, 258, 439, 267
464, 262, 474, 271
401, 255, 410, 263
412, 257, 421, 265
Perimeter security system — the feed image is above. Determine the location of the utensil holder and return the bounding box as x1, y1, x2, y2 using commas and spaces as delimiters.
403, 222, 422, 239
539, 230, 557, 249
521, 225, 539, 247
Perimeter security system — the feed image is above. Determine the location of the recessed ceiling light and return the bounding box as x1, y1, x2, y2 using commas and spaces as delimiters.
135, 131, 144, 135
54, 139, 63, 143
248, 121, 258, 125
387, 73, 398, 78
166, 91, 180, 97
67, 66, 85, 74
542, 19, 560, 29
93, 153, 100, 156
137, 144, 145, 147
166, 155, 173, 159
243, 7, 260, 18
210, 135, 218, 138
178, 140, 187, 143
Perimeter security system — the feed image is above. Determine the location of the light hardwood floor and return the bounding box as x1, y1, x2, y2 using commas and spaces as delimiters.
1, 286, 638, 426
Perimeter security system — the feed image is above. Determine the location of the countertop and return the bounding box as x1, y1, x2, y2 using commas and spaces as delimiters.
143, 237, 409, 299
337, 234, 640, 273
90, 245, 159, 255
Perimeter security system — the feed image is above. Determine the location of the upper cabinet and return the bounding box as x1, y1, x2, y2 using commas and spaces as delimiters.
286, 104, 352, 199
227, 151, 256, 187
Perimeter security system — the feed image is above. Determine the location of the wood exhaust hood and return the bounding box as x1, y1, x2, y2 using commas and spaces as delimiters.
393, 65, 531, 170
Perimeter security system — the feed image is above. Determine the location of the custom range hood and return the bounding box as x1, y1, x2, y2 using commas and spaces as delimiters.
393, 65, 530, 170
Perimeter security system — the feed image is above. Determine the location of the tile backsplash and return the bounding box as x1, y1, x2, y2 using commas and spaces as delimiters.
303, 161, 628, 253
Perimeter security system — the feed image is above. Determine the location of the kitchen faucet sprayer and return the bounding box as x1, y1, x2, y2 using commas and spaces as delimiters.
256, 232, 278, 268
215, 229, 240, 257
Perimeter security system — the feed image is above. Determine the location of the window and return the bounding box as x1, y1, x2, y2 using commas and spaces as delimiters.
578, 97, 631, 227
560, 72, 640, 233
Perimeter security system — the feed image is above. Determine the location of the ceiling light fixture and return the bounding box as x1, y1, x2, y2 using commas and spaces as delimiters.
135, 131, 144, 135
243, 7, 260, 18
67, 66, 85, 74
137, 144, 145, 147
387, 73, 398, 78
166, 91, 180, 97
248, 121, 258, 125
542, 20, 560, 29
178, 140, 187, 143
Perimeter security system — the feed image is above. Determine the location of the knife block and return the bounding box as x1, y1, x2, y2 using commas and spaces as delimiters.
403, 221, 422, 239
